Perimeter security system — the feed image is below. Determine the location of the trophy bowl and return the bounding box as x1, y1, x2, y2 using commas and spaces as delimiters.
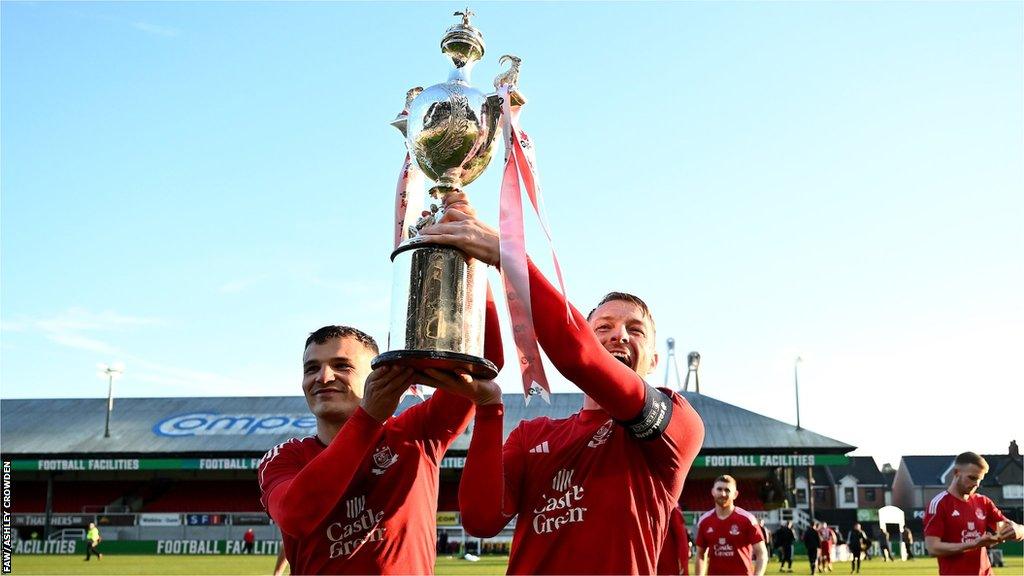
406, 83, 500, 194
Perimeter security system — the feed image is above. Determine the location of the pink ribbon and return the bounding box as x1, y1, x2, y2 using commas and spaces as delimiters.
394, 152, 425, 400
393, 153, 424, 250
497, 85, 573, 402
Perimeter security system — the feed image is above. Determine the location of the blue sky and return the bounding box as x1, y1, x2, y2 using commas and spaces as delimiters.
2, 2, 1021, 468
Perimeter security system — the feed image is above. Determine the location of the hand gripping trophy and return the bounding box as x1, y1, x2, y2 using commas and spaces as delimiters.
372, 10, 527, 379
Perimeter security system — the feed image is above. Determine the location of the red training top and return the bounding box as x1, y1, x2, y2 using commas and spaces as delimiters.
658, 506, 691, 575
258, 291, 503, 575
924, 490, 1007, 576
458, 260, 705, 575
695, 507, 764, 576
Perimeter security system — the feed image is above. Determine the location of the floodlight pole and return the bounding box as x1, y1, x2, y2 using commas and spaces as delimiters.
684, 351, 701, 394
664, 338, 683, 390
100, 365, 123, 438
794, 356, 803, 431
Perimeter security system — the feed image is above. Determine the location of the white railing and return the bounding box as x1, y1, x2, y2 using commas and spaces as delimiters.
47, 528, 85, 541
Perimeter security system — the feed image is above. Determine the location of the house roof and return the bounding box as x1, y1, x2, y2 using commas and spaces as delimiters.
0, 391, 855, 457
827, 456, 887, 485
900, 453, 1023, 487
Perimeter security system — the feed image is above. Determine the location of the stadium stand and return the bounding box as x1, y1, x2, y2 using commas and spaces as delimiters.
2, 392, 855, 542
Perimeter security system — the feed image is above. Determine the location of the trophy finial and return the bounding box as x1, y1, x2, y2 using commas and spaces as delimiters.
494, 54, 527, 107
494, 55, 522, 90
442, 8, 485, 69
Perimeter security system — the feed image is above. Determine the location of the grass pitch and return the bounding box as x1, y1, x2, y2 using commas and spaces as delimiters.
8, 554, 1023, 575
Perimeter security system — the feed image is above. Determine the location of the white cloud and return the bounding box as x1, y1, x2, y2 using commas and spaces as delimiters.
1, 308, 161, 354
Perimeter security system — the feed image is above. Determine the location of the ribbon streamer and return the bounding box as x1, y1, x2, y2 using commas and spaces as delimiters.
394, 152, 425, 400
393, 153, 424, 250
496, 84, 573, 402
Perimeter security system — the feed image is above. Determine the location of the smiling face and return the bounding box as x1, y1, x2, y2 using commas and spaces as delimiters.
301, 336, 374, 424
588, 298, 658, 378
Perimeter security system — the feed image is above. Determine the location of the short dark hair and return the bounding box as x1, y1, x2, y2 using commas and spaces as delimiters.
714, 474, 737, 486
304, 325, 379, 355
587, 291, 656, 335
954, 451, 989, 471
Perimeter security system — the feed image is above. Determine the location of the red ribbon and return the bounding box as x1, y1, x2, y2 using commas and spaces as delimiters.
497, 85, 573, 402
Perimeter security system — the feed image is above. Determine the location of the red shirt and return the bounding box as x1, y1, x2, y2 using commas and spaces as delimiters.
458, 260, 705, 575
658, 507, 691, 575
258, 393, 472, 575
695, 507, 764, 576
924, 490, 1007, 576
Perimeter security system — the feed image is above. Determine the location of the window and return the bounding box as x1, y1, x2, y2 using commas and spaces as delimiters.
865, 488, 877, 500
797, 489, 807, 505
1003, 485, 1023, 500
844, 487, 855, 502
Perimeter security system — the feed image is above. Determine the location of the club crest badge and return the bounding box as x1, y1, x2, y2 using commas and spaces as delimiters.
588, 419, 614, 448
729, 524, 740, 536
372, 445, 398, 475
975, 509, 986, 520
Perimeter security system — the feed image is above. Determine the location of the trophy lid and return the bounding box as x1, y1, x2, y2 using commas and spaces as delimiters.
442, 9, 485, 68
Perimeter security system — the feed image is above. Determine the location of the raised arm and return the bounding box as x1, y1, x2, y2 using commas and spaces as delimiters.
261, 366, 414, 539
526, 259, 648, 420
458, 404, 524, 536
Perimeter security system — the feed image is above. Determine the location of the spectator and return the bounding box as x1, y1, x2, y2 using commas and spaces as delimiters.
802, 522, 821, 575
847, 523, 869, 574
772, 520, 795, 573
901, 526, 914, 560
877, 528, 894, 561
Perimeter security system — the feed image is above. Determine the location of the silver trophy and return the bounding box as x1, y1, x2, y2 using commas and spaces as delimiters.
372, 10, 524, 379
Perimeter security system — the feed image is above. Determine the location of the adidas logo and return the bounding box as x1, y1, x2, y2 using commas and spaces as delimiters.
951, 510, 960, 517
706, 527, 714, 533
529, 441, 550, 454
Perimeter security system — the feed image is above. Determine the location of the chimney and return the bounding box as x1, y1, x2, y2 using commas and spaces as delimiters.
1010, 440, 1020, 458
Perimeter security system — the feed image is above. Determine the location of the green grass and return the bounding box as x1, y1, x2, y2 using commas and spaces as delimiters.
8, 555, 1023, 575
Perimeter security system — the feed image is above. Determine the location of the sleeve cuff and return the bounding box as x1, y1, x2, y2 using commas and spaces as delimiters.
349, 406, 387, 430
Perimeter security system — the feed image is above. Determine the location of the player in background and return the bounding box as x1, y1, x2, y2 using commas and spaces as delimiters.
924, 451, 1024, 575
817, 522, 835, 573
694, 475, 767, 576
258, 323, 502, 574
419, 196, 705, 574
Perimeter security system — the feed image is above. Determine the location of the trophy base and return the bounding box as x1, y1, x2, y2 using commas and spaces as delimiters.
371, 350, 498, 380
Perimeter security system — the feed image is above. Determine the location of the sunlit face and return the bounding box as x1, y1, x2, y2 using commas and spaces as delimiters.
712, 480, 738, 508
588, 299, 658, 378
954, 463, 987, 497
301, 336, 374, 423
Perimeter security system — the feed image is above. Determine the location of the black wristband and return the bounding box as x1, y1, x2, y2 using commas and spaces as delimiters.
617, 384, 673, 441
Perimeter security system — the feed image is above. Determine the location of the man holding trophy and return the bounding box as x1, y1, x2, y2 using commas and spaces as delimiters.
258, 323, 502, 574
376, 9, 705, 574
